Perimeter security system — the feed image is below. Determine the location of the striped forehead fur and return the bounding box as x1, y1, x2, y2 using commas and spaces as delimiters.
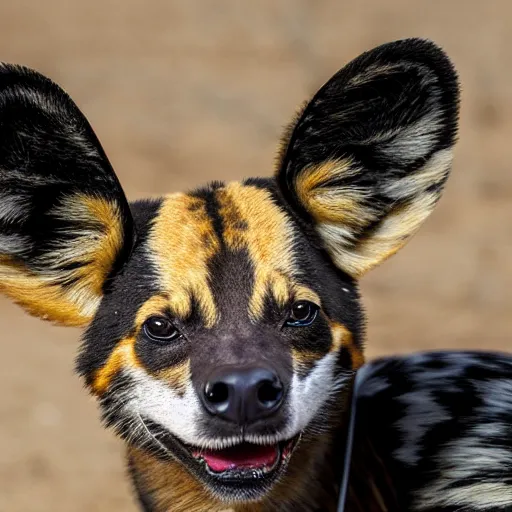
216, 182, 301, 320
147, 183, 306, 326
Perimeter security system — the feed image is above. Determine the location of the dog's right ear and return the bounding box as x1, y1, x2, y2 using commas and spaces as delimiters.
0, 64, 135, 326
276, 39, 460, 277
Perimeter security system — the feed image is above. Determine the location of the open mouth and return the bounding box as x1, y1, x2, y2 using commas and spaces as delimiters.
143, 421, 302, 498
138, 416, 302, 499
190, 436, 299, 481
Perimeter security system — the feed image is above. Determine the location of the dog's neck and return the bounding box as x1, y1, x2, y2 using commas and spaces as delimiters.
127, 429, 345, 512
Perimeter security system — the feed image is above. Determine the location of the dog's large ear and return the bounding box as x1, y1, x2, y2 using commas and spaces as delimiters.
0, 64, 134, 326
276, 39, 460, 277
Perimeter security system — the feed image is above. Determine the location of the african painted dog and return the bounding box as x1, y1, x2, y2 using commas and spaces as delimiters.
0, 38, 474, 511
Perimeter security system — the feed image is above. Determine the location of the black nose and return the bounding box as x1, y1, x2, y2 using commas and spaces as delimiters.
202, 365, 284, 425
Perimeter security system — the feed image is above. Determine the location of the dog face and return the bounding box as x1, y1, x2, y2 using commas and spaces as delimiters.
0, 38, 459, 504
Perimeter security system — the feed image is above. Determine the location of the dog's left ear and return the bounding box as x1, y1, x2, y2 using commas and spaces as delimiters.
276, 38, 460, 277
0, 64, 135, 326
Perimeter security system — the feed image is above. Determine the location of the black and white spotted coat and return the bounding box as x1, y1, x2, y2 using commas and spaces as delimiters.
343, 351, 512, 512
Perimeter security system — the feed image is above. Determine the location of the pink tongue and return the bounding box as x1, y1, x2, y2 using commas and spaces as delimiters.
197, 443, 278, 473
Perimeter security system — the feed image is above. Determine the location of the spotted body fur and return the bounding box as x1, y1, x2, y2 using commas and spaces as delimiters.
346, 351, 512, 512
0, 38, 507, 511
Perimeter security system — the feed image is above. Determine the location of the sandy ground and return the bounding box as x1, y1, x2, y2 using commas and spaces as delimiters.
0, 1, 511, 510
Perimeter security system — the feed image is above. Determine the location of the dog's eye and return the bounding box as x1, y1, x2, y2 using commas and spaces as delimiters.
285, 301, 319, 327
143, 316, 181, 342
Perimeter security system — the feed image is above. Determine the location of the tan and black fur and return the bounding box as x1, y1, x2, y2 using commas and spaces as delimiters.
0, 39, 469, 511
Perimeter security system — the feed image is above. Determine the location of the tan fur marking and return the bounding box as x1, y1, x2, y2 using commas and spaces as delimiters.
295, 160, 376, 229
292, 285, 321, 306
93, 295, 190, 395
320, 191, 439, 277
329, 323, 352, 352
292, 155, 450, 277
291, 348, 324, 368
291, 322, 363, 370
134, 295, 172, 328
330, 322, 364, 369
351, 348, 365, 370
50, 194, 125, 297
156, 360, 190, 396
92, 337, 139, 395
0, 194, 125, 325
70, 195, 125, 295
148, 194, 219, 327
0, 256, 91, 326
217, 183, 298, 320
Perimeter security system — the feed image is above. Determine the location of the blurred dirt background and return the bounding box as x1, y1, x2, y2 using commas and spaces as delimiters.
0, 1, 511, 510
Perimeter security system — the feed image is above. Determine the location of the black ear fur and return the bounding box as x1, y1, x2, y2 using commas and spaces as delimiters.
276, 38, 460, 276
0, 63, 134, 325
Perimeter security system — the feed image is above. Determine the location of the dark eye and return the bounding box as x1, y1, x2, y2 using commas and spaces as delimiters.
285, 301, 319, 327
143, 316, 181, 343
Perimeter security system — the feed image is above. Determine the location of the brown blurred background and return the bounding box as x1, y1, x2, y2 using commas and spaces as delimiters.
0, 1, 511, 510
